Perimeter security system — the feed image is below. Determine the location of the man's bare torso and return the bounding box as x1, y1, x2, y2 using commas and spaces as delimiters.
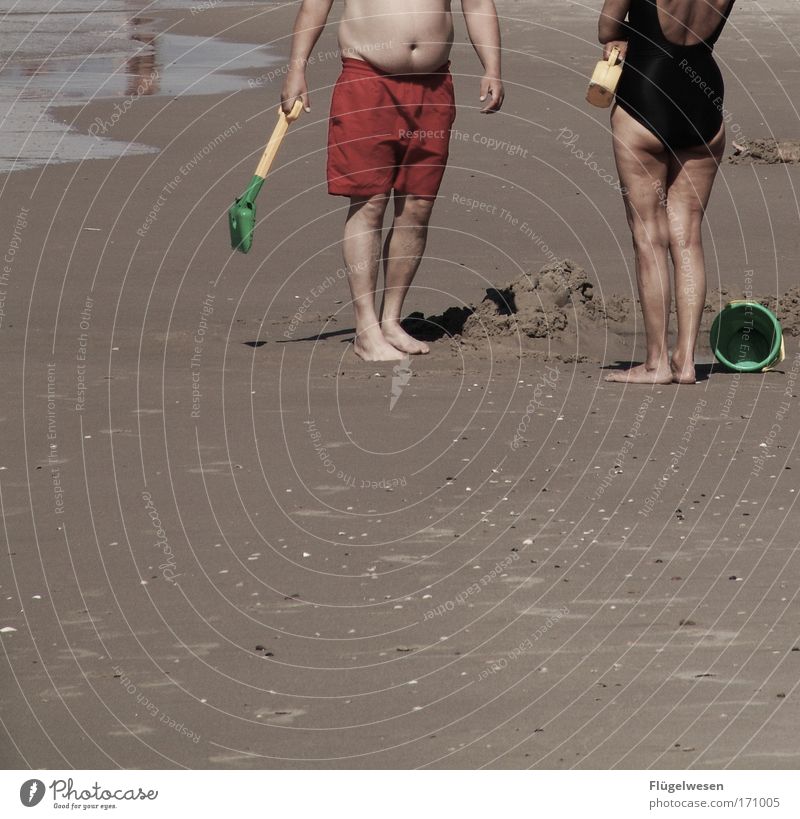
339, 0, 454, 74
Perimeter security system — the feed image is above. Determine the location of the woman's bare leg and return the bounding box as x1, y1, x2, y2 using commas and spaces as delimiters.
606, 105, 673, 384
666, 124, 726, 383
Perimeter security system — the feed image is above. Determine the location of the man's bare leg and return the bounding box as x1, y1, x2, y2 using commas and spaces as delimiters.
343, 194, 405, 361
380, 193, 433, 355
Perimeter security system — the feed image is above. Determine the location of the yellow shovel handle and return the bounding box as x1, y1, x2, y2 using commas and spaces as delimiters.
254, 99, 304, 180
608, 46, 621, 66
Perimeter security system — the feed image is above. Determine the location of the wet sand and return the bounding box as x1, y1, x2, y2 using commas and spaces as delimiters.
1, 0, 799, 770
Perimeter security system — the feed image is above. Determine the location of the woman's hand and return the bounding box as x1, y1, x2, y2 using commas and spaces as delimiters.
598, 0, 631, 52
603, 40, 628, 62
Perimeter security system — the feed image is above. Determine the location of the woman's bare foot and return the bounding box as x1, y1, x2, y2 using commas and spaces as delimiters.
353, 326, 406, 361
605, 362, 673, 384
671, 354, 697, 384
381, 319, 430, 355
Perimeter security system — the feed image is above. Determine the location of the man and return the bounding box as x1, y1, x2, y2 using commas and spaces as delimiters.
281, 0, 504, 361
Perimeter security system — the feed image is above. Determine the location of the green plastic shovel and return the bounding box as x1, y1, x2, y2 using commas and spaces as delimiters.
229, 99, 303, 253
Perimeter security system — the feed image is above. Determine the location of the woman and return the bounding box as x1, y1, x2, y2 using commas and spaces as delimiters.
599, 0, 735, 384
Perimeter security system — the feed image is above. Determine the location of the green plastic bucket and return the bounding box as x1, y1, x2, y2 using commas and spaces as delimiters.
709, 300, 784, 372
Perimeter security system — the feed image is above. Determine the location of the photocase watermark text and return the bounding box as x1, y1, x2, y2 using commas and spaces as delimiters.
141, 491, 181, 583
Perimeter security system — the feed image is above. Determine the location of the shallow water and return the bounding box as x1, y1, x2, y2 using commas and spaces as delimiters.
0, 1, 282, 172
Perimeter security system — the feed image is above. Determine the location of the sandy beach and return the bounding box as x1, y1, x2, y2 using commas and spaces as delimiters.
1, 0, 799, 770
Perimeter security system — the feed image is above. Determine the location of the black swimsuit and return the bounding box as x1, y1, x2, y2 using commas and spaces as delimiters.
616, 0, 735, 150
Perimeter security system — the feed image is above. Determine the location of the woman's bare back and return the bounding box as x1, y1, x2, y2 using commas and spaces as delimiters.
654, 0, 733, 46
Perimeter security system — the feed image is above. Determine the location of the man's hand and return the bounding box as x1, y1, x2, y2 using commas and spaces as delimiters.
480, 75, 504, 113
462, 0, 503, 112
603, 40, 627, 62
281, 70, 310, 113
281, 0, 333, 113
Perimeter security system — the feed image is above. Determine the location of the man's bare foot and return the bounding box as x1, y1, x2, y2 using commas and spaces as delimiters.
605, 362, 673, 384
381, 319, 430, 355
671, 354, 697, 384
353, 326, 406, 361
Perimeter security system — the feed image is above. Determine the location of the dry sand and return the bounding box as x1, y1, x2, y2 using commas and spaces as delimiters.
1, 0, 799, 770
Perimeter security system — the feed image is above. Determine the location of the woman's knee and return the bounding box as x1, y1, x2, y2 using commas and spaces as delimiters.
667, 209, 703, 251
630, 215, 670, 253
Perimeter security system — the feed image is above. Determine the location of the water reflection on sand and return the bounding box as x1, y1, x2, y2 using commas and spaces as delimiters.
0, 1, 281, 172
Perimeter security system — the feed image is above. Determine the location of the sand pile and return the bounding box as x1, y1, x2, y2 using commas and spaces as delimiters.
728, 138, 800, 165
404, 265, 799, 362
405, 260, 634, 362
704, 287, 800, 337
771, 287, 800, 336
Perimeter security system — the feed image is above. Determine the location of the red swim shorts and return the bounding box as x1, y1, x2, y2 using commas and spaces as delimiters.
327, 57, 456, 199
